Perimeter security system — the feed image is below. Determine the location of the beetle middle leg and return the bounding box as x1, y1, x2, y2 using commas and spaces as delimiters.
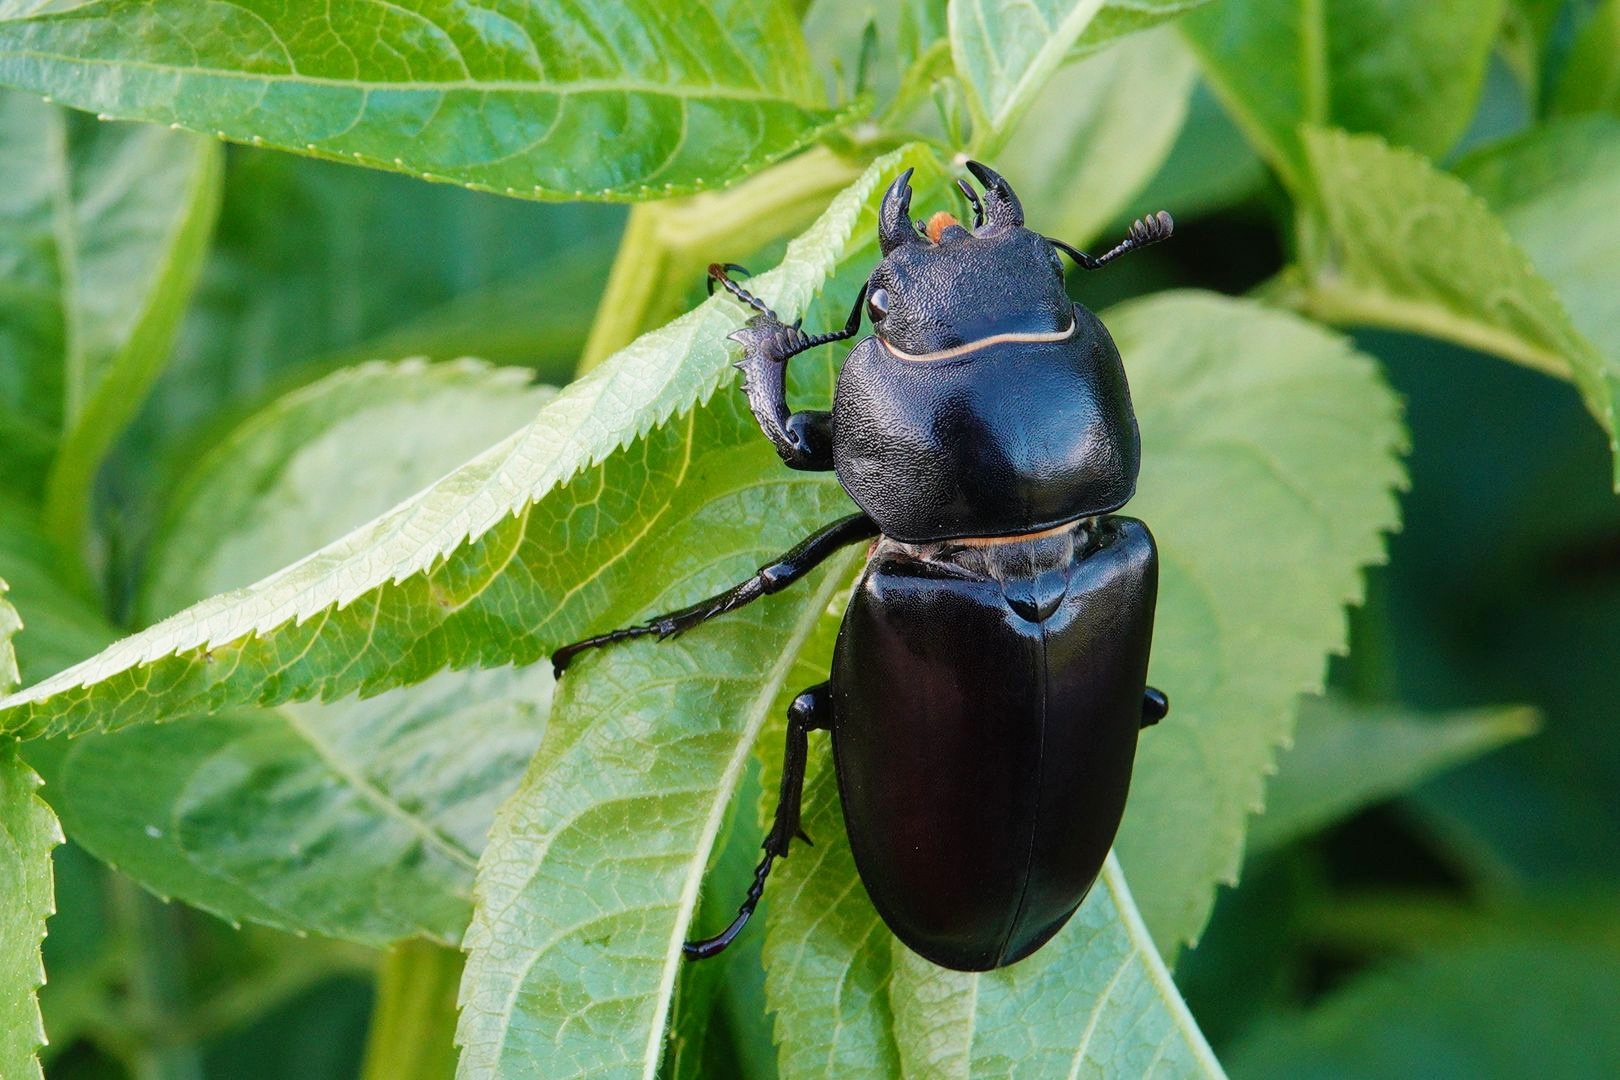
551, 512, 878, 676
684, 680, 830, 960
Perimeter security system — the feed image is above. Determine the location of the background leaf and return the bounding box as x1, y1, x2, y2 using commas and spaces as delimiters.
949, 0, 1107, 146
0, 742, 59, 1080
1228, 933, 1620, 1079
34, 360, 556, 947
1179, 0, 1505, 191
0, 90, 220, 532
1247, 695, 1537, 853
1073, 1, 1216, 57
0, 0, 845, 201
1548, 0, 1620, 117
997, 26, 1198, 247
106, 147, 621, 578
1453, 114, 1620, 431
1289, 126, 1620, 483
1108, 292, 1404, 953
0, 497, 111, 684
0, 584, 62, 1080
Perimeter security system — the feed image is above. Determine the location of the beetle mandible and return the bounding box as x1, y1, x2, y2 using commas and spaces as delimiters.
554, 161, 1174, 972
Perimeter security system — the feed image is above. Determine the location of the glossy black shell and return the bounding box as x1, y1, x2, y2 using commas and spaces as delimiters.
829, 517, 1158, 970
831, 303, 1139, 543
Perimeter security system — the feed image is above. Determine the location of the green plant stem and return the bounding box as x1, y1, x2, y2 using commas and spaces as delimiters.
359, 939, 464, 1080
576, 146, 864, 375
108, 875, 205, 1080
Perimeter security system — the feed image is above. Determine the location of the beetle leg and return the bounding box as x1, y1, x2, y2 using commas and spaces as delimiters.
1142, 686, 1169, 728
1048, 210, 1175, 271
684, 682, 831, 961
712, 263, 868, 471
551, 514, 878, 677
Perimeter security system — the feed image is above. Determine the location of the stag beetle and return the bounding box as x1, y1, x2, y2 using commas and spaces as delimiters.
554, 162, 1173, 972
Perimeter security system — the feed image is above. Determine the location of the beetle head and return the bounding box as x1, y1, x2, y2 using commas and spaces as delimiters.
868, 162, 1073, 358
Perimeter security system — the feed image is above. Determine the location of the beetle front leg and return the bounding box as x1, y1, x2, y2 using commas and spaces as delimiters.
711, 264, 867, 471
684, 681, 831, 961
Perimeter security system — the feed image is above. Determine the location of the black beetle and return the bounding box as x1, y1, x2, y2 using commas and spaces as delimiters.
554, 161, 1173, 971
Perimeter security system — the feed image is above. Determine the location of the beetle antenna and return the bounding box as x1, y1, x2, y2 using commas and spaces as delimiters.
706, 262, 773, 315
955, 177, 984, 227
799, 280, 870, 350
1048, 211, 1174, 271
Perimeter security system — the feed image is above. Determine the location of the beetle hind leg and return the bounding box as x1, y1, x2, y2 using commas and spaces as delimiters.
684, 681, 831, 961
1142, 686, 1169, 728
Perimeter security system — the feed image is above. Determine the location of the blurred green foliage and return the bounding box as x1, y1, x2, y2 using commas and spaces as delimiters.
0, 0, 1617, 1077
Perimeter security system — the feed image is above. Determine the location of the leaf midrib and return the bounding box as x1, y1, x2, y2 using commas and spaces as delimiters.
276, 704, 478, 874
0, 49, 824, 105
1100, 856, 1225, 1077
641, 557, 858, 1079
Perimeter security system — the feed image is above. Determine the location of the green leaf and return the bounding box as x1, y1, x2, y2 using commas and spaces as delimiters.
0, 91, 221, 522
1228, 934, 1620, 1079
0, 582, 17, 693
1108, 292, 1404, 953
885, 861, 1222, 1077
41, 669, 548, 947
752, 582, 903, 1079
997, 26, 1197, 247
39, 118, 222, 556
1073, 0, 1216, 58
139, 360, 557, 624
1128, 82, 1269, 224
1452, 115, 1620, 412
1549, 0, 1620, 117
949, 0, 1107, 147
158, 148, 622, 390
0, 0, 846, 201
1249, 695, 1538, 852
38, 360, 555, 947
454, 551, 859, 1080
1179, 0, 1505, 191
0, 742, 59, 1080
0, 149, 916, 739
0, 585, 62, 1080
0, 496, 111, 685
1288, 126, 1620, 483
764, 755, 1224, 1078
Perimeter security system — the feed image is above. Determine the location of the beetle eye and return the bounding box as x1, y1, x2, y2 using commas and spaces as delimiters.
867, 287, 890, 321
